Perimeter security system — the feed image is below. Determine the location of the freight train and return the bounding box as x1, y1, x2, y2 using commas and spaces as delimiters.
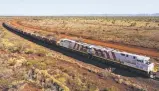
3, 23, 159, 78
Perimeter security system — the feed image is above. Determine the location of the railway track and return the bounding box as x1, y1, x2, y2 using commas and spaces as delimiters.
12, 20, 159, 58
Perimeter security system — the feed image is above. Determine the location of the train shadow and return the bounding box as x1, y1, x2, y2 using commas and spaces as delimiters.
3, 24, 147, 78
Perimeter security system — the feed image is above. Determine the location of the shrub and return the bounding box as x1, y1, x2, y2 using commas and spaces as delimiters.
24, 48, 34, 54
98, 69, 111, 78
0, 38, 24, 53
35, 49, 48, 57
8, 46, 22, 53
103, 86, 119, 91
130, 22, 136, 26
25, 59, 47, 70
0, 79, 10, 87
145, 23, 149, 27
56, 76, 67, 85
0, 31, 6, 38
8, 58, 16, 66
112, 20, 115, 24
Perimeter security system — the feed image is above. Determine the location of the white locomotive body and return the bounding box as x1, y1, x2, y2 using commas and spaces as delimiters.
58, 39, 155, 77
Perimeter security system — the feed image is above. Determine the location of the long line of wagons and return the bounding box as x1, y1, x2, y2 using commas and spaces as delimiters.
3, 23, 159, 78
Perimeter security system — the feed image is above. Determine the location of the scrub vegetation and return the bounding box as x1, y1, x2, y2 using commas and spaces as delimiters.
0, 17, 159, 91
18, 16, 159, 51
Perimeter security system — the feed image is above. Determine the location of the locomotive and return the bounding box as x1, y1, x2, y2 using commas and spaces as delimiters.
58, 39, 158, 78
3, 22, 159, 78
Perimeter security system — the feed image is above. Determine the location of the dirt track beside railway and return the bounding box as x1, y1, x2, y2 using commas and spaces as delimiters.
11, 20, 159, 58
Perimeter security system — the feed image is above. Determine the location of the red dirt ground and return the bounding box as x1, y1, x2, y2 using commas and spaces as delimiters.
19, 83, 42, 91
10, 20, 159, 58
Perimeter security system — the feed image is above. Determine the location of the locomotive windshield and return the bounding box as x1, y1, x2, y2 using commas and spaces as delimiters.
145, 60, 151, 65
137, 59, 143, 63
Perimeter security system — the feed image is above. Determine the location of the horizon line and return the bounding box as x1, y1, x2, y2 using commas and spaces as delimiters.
0, 13, 159, 17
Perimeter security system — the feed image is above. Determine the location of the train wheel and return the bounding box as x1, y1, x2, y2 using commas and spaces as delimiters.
88, 54, 93, 59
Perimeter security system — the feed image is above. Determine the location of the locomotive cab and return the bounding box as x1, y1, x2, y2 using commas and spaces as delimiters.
135, 56, 156, 78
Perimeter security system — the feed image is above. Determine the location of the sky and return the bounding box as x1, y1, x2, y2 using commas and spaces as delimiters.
0, 0, 158, 16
